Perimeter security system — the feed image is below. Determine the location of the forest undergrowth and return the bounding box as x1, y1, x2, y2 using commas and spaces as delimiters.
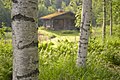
0, 26, 120, 80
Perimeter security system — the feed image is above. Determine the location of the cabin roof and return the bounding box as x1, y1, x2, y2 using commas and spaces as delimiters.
40, 11, 75, 20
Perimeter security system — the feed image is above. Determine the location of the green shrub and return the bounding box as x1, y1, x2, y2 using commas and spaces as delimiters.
104, 41, 120, 66
0, 25, 120, 80
39, 38, 120, 80
5, 27, 12, 32
49, 34, 56, 39
0, 40, 12, 80
61, 30, 74, 34
0, 27, 6, 39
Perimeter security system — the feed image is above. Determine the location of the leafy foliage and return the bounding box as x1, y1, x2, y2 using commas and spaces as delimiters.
39, 37, 120, 80
0, 24, 12, 39
0, 26, 120, 80
0, 40, 12, 80
0, 0, 120, 27
0, 27, 5, 39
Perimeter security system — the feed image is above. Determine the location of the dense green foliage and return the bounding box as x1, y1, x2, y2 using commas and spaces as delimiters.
0, 40, 12, 80
0, 26, 120, 80
39, 38, 120, 80
0, 27, 12, 80
0, 0, 120, 27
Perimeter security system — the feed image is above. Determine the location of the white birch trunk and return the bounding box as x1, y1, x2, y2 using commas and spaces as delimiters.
12, 0, 39, 80
76, 0, 92, 67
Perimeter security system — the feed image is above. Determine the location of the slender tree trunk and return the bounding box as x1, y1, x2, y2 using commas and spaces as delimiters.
110, 0, 112, 36
12, 0, 39, 80
63, 0, 70, 6
44, 0, 51, 8
76, 0, 92, 67
55, 0, 62, 9
102, 0, 106, 42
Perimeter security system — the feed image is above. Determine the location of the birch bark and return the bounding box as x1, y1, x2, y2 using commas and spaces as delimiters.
12, 0, 39, 80
76, 0, 92, 67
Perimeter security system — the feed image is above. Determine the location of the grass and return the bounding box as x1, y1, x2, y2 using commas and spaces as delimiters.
92, 25, 120, 43
0, 25, 120, 80
38, 27, 79, 36
38, 27, 80, 42
38, 25, 120, 80
5, 32, 12, 40
0, 40, 12, 80
39, 38, 120, 80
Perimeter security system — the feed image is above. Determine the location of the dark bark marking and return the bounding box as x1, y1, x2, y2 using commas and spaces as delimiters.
81, 27, 87, 32
78, 50, 81, 53
80, 37, 87, 41
32, 7, 37, 10
17, 41, 38, 49
83, 56, 86, 58
88, 28, 90, 31
82, 60, 85, 63
12, 29, 15, 35
79, 62, 82, 64
33, 60, 39, 64
23, 7, 27, 8
79, 56, 82, 58
79, 62, 83, 64
79, 44, 81, 48
28, 1, 37, 4
79, 41, 88, 45
84, 46, 87, 49
17, 68, 39, 79
12, 0, 18, 3
88, 21, 91, 23
85, 24, 90, 26
12, 14, 35, 22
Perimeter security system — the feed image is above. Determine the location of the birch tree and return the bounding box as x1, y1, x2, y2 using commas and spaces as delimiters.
12, 0, 39, 80
110, 0, 112, 36
102, 0, 106, 42
76, 0, 92, 67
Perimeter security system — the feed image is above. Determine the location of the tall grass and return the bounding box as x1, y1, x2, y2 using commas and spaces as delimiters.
0, 40, 12, 80
0, 25, 120, 80
39, 38, 120, 80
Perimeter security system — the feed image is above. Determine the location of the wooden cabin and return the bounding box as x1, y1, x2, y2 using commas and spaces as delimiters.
40, 11, 76, 30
